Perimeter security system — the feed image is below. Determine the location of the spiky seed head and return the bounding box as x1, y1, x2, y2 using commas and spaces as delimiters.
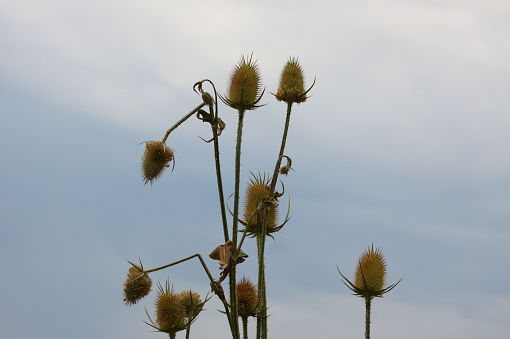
355, 245, 387, 292
155, 283, 186, 333
236, 277, 259, 318
276, 57, 307, 104
179, 290, 204, 317
123, 266, 152, 305
227, 55, 262, 110
243, 173, 278, 236
141, 141, 174, 185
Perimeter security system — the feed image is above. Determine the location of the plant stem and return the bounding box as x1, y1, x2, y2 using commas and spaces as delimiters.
161, 102, 207, 143
144, 254, 212, 278
269, 102, 293, 191
257, 102, 294, 339
242, 316, 249, 339
365, 298, 372, 339
256, 234, 266, 339
208, 103, 229, 242
229, 108, 246, 339
232, 108, 245, 248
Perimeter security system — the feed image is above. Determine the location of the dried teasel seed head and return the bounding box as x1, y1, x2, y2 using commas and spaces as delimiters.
355, 245, 387, 293
123, 266, 152, 305
236, 277, 259, 318
141, 141, 174, 185
242, 173, 278, 236
179, 290, 204, 317
155, 282, 186, 333
225, 54, 263, 110
276, 57, 307, 104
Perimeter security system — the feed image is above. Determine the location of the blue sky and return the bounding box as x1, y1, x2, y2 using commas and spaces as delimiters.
1, 0, 509, 338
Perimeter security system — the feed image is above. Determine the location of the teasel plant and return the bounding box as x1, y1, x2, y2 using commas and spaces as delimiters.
143, 280, 209, 339
236, 277, 259, 339
124, 54, 313, 339
337, 244, 402, 339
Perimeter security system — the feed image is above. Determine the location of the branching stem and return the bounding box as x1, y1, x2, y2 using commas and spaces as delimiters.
161, 102, 207, 143
257, 102, 294, 339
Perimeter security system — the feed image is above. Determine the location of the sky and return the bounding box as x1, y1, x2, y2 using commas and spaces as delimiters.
1, 0, 509, 338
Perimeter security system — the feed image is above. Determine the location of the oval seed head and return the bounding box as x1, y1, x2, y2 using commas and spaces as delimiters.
227, 55, 262, 110
276, 57, 307, 104
179, 290, 204, 318
123, 266, 152, 305
236, 277, 259, 318
155, 285, 186, 333
355, 245, 387, 293
141, 141, 174, 185
242, 173, 278, 237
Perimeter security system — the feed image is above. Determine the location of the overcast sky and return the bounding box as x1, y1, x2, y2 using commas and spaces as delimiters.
1, 0, 509, 338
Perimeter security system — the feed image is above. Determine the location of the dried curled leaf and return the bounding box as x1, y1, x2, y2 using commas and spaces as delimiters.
209, 240, 234, 270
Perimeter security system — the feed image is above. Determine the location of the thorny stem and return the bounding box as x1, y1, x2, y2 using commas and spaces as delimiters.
185, 319, 191, 339
236, 212, 255, 254
270, 102, 293, 191
257, 102, 294, 339
161, 102, 207, 144
229, 108, 246, 339
242, 316, 249, 339
208, 102, 229, 242
143, 254, 211, 277
232, 109, 245, 252
365, 297, 372, 339
256, 234, 266, 339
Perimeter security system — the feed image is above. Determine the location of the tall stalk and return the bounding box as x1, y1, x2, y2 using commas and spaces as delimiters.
229, 108, 246, 339
208, 102, 230, 242
257, 102, 294, 339
365, 298, 372, 339
242, 316, 249, 339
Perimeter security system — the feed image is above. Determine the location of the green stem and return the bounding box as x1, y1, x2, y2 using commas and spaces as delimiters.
257, 102, 294, 339
365, 298, 372, 339
270, 102, 293, 191
232, 108, 245, 247
242, 316, 249, 339
229, 108, 245, 339
161, 102, 207, 143
143, 254, 213, 279
209, 104, 229, 242
256, 234, 266, 339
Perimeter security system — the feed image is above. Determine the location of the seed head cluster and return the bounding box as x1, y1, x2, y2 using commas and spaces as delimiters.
355, 245, 387, 292
236, 277, 259, 318
141, 141, 174, 185
227, 55, 262, 110
243, 174, 278, 236
276, 57, 307, 104
154, 282, 204, 334
123, 266, 152, 306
